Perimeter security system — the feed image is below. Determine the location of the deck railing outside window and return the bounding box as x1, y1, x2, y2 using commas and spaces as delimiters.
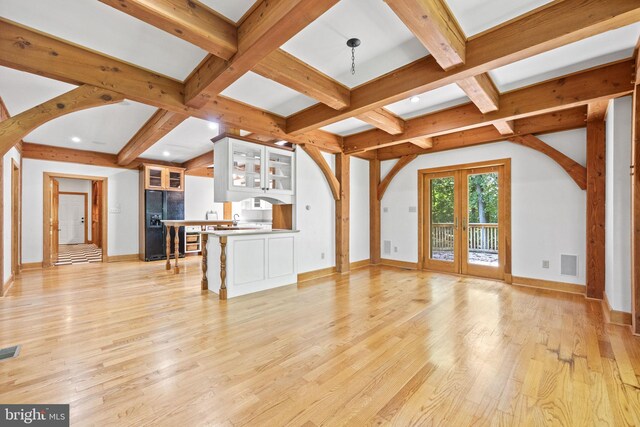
431, 223, 498, 253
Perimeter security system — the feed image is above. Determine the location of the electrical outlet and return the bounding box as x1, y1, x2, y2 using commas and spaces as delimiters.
321, 252, 325, 260
394, 246, 398, 253
383, 207, 389, 213
542, 260, 549, 269
408, 206, 417, 213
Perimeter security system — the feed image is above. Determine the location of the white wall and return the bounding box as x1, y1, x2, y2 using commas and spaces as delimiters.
57, 177, 92, 240
3, 147, 20, 283
350, 156, 370, 263
381, 129, 588, 285
184, 175, 221, 220
22, 159, 139, 262
605, 96, 632, 312
295, 149, 335, 273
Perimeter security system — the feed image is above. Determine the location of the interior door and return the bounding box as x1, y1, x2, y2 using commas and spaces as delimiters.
51, 178, 60, 263
423, 171, 460, 274
59, 194, 86, 244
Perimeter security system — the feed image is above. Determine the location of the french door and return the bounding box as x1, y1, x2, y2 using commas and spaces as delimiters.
421, 160, 510, 280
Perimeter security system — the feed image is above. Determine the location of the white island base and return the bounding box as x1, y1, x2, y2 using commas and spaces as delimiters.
201, 230, 299, 299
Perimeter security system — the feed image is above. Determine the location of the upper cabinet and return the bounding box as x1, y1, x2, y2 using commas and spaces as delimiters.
143, 164, 185, 191
214, 137, 295, 203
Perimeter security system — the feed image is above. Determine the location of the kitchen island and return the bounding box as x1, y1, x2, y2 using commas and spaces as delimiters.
201, 229, 299, 299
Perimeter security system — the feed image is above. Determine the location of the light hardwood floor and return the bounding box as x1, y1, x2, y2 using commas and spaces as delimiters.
2, 258, 640, 426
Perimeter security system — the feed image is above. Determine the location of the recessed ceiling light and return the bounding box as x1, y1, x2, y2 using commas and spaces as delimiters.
208, 122, 217, 130
162, 151, 171, 157
275, 141, 287, 146
71, 136, 81, 143
410, 96, 420, 103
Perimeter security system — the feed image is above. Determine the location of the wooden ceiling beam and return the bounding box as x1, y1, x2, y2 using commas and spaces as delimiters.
376, 106, 587, 160
182, 150, 213, 171
186, 167, 214, 178
494, 120, 515, 136
253, 49, 350, 110
117, 109, 187, 166
587, 100, 610, 122
384, 0, 465, 70
377, 154, 418, 200
184, 0, 339, 108
0, 85, 123, 157
0, 19, 341, 152
286, 0, 640, 134
343, 60, 633, 153
355, 108, 405, 135
457, 74, 499, 113
409, 137, 433, 149
98, 0, 237, 60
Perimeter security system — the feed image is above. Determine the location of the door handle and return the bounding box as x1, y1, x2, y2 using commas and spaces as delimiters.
463, 217, 467, 231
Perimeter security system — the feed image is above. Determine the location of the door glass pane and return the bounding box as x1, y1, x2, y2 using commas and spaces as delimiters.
232, 145, 262, 189
467, 172, 499, 266
430, 176, 455, 262
267, 151, 292, 191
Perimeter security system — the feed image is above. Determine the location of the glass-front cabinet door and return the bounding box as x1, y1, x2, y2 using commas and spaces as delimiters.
265, 148, 294, 195
230, 140, 264, 192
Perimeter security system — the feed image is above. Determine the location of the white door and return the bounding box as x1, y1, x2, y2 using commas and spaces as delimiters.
59, 194, 85, 244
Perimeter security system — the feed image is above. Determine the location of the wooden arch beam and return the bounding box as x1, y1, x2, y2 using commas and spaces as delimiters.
301, 144, 340, 200
510, 134, 586, 190
377, 154, 418, 200
0, 85, 123, 156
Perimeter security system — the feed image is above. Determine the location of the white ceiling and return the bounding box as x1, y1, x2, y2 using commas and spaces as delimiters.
141, 117, 219, 163
0, 0, 207, 81
321, 118, 373, 136
281, 0, 428, 88
198, 0, 256, 23
221, 72, 317, 117
490, 23, 640, 92
385, 84, 469, 120
445, 0, 553, 37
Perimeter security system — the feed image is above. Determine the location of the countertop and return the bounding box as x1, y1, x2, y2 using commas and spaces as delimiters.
161, 220, 236, 226
203, 229, 299, 237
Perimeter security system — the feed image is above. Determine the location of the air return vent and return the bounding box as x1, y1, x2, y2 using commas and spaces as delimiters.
0, 345, 20, 361
560, 254, 578, 277
383, 240, 391, 255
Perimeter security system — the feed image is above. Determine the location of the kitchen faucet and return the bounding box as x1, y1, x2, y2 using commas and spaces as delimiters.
233, 213, 240, 224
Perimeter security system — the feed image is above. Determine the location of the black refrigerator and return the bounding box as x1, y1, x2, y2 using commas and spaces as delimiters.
143, 190, 185, 261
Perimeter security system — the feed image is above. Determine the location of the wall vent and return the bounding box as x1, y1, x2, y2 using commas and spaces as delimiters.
560, 254, 578, 277
383, 240, 391, 255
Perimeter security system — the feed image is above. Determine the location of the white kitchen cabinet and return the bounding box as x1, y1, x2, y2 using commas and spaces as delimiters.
214, 137, 295, 203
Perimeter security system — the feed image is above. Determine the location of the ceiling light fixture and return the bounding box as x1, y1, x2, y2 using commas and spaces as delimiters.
71, 136, 81, 143
346, 38, 361, 75
162, 151, 170, 157
410, 96, 420, 103
208, 122, 217, 130
275, 141, 287, 146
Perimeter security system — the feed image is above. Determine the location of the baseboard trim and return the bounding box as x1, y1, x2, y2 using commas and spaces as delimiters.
3, 274, 15, 297
511, 276, 585, 295
107, 254, 139, 263
350, 259, 371, 270
298, 266, 337, 283
602, 293, 632, 326
21, 262, 43, 270
380, 258, 419, 270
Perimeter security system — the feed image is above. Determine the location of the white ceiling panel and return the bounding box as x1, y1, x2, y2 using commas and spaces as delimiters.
282, 0, 428, 88
221, 72, 317, 116
198, 0, 256, 23
445, 0, 553, 37
141, 117, 219, 163
385, 84, 469, 119
320, 118, 373, 136
0, 0, 207, 81
0, 67, 76, 116
24, 101, 157, 154
490, 23, 640, 93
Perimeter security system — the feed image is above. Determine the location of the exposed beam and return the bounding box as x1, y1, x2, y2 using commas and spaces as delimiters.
586, 116, 606, 300
186, 167, 214, 178
355, 108, 405, 135
377, 155, 417, 200
286, 0, 640, 134
335, 153, 350, 273
184, 0, 339, 108
0, 85, 123, 156
0, 19, 341, 152
494, 120, 515, 136
182, 150, 213, 171
376, 107, 587, 160
632, 82, 640, 334
343, 60, 633, 153
253, 49, 350, 110
409, 137, 433, 150
98, 0, 237, 60
301, 145, 340, 201
457, 74, 499, 113
117, 109, 187, 165
384, 0, 465, 70
370, 158, 381, 264
510, 134, 586, 190
587, 100, 610, 121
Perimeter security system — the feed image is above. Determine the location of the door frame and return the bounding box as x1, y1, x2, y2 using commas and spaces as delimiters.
417, 158, 512, 283
11, 159, 21, 276
58, 192, 88, 244
43, 173, 108, 267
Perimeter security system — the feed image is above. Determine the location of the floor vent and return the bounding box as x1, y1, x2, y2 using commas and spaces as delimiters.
0, 345, 20, 361
560, 254, 578, 277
